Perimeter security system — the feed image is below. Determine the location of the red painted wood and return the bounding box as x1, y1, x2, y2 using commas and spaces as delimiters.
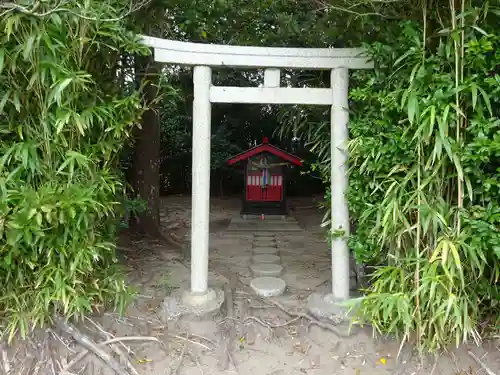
227, 143, 302, 166
246, 173, 283, 202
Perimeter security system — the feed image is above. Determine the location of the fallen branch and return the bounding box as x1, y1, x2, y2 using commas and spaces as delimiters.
169, 334, 212, 351
62, 333, 163, 373
169, 334, 188, 375
104, 312, 215, 350
56, 317, 129, 375
84, 318, 140, 375
66, 336, 164, 370
468, 351, 497, 375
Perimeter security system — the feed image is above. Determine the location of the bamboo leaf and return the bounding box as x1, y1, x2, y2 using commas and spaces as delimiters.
409, 62, 421, 83
393, 49, 413, 67
23, 35, 36, 61
477, 85, 493, 116
430, 241, 444, 263
448, 242, 462, 272
0, 48, 5, 75
49, 78, 73, 105
407, 90, 418, 124
452, 153, 464, 181
0, 90, 10, 112
470, 83, 478, 110
472, 26, 489, 36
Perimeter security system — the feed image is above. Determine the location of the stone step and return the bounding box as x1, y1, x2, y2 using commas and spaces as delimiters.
252, 247, 279, 255
232, 221, 297, 227
227, 227, 302, 233
250, 263, 283, 277
250, 277, 286, 297
253, 240, 277, 247
252, 254, 281, 264
226, 219, 303, 232
231, 221, 299, 227
253, 232, 278, 237
252, 236, 275, 241
238, 215, 295, 222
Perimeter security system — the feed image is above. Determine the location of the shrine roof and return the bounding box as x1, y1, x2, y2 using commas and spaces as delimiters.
227, 137, 303, 166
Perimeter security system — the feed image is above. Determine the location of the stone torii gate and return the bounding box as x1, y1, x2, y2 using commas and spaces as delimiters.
141, 36, 374, 317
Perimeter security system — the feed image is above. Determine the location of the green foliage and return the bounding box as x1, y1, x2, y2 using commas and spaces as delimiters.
0, 1, 148, 341
346, 11, 500, 351
278, 1, 500, 353
163, 0, 338, 47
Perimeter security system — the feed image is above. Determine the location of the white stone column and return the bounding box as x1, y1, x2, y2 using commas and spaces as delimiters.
190, 65, 212, 294
330, 68, 350, 301
264, 68, 280, 87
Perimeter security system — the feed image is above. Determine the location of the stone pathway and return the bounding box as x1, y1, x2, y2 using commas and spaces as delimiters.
223, 214, 362, 297
226, 215, 303, 298
250, 232, 286, 297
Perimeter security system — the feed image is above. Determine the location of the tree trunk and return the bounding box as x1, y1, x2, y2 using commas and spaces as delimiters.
129, 54, 162, 237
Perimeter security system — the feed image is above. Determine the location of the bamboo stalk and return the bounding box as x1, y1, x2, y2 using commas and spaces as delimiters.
450, 0, 464, 232
414, 0, 427, 355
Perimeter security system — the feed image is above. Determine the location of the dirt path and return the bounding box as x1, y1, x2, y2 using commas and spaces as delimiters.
2, 195, 498, 375
113, 196, 500, 375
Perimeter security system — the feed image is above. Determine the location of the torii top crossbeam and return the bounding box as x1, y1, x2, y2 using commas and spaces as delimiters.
141, 35, 373, 70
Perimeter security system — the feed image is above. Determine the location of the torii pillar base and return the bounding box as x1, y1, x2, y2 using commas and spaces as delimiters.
159, 288, 224, 324
306, 293, 352, 325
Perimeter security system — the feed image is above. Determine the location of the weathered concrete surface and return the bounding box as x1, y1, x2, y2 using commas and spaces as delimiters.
158, 288, 224, 323
250, 277, 286, 297
250, 263, 283, 277
306, 292, 351, 324
241, 215, 287, 221
227, 215, 302, 233
252, 247, 279, 255
253, 232, 279, 237
254, 240, 277, 247
252, 254, 281, 264
252, 236, 276, 241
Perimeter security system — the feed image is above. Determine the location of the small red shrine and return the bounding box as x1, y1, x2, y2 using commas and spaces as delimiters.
227, 137, 302, 215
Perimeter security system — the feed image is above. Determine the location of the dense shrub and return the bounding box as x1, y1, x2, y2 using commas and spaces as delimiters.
0, 1, 148, 341
279, 2, 500, 353
346, 13, 500, 352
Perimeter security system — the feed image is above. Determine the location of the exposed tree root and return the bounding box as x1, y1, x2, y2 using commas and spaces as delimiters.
262, 298, 356, 338
468, 350, 497, 375
217, 277, 238, 371
167, 333, 188, 375
232, 275, 359, 338
159, 232, 184, 249
63, 335, 165, 372
220, 315, 301, 329
56, 317, 129, 375
0, 343, 11, 375
83, 318, 139, 375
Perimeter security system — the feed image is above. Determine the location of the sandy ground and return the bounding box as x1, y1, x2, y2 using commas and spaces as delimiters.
2, 195, 499, 375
